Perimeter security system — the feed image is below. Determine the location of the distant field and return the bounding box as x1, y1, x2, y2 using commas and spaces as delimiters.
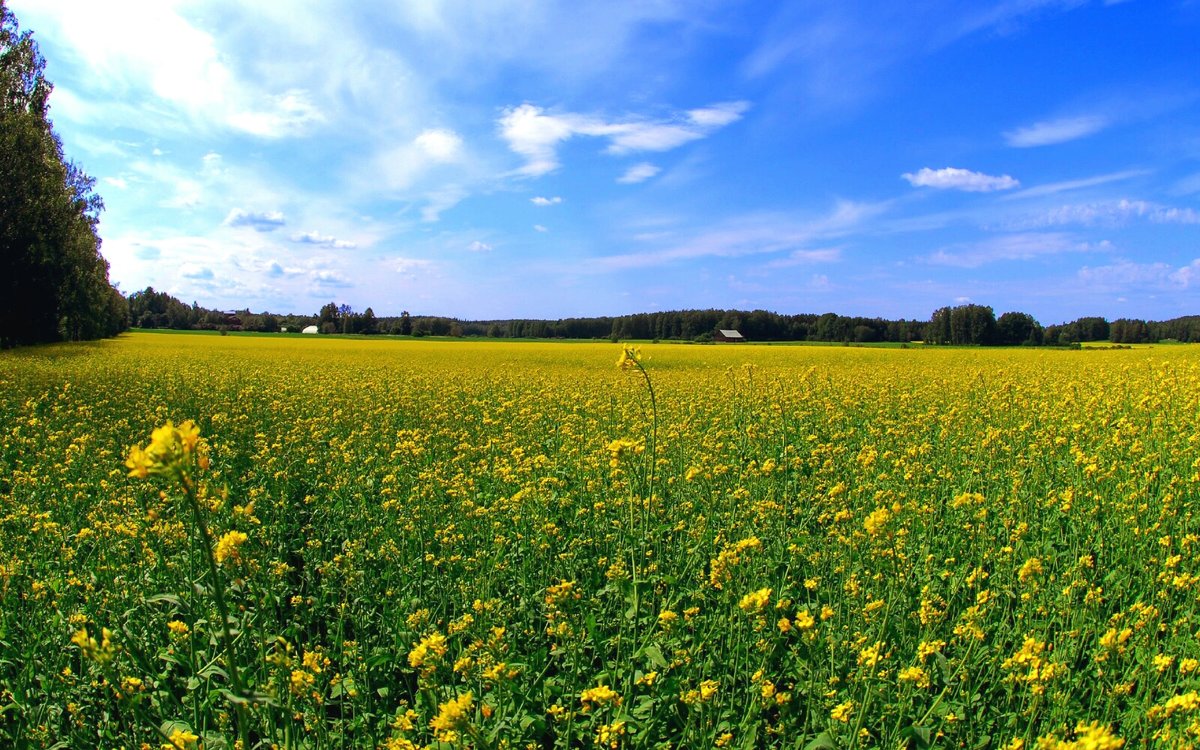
2, 332, 1198, 748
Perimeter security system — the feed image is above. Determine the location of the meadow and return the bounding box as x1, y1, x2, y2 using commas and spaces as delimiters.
1, 331, 1198, 749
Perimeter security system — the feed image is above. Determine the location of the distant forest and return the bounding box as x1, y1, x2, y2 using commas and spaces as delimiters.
126, 287, 1200, 346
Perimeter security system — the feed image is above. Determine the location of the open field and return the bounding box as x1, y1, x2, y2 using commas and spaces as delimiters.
2, 332, 1199, 748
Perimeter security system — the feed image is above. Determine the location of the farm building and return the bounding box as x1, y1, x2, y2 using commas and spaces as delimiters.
715, 329, 745, 343
302, 325, 319, 335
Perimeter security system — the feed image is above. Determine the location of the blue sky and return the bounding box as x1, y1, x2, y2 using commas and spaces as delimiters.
12, 0, 1200, 322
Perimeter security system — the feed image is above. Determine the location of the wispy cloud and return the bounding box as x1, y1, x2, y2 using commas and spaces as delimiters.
224, 209, 285, 231
1005, 169, 1147, 199
531, 196, 563, 206
590, 201, 882, 272
498, 101, 748, 177
1004, 115, 1109, 147
925, 232, 1097, 268
1009, 199, 1200, 229
617, 163, 661, 184
1078, 258, 1200, 290
468, 240, 493, 252
902, 167, 1019, 192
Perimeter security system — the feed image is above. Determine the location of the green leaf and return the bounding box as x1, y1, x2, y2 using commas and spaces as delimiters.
804, 732, 838, 750
639, 644, 668, 669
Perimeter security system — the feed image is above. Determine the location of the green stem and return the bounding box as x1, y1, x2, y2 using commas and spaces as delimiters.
179, 471, 252, 748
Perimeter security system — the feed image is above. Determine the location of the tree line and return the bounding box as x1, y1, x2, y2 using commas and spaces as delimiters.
121, 291, 1200, 346
0, 1, 127, 348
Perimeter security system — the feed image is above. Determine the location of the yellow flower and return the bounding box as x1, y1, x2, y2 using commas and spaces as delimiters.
163, 728, 200, 749
213, 531, 249, 566
857, 641, 886, 668
831, 700, 854, 722
617, 345, 641, 369
699, 679, 719, 701
430, 692, 473, 743
289, 669, 315, 695
408, 632, 448, 671
739, 587, 771, 612
596, 720, 627, 748
167, 620, 190, 637
898, 665, 931, 689
126, 420, 207, 478
580, 684, 622, 709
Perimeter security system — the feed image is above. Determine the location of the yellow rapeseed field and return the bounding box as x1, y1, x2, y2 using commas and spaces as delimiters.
2, 331, 1199, 748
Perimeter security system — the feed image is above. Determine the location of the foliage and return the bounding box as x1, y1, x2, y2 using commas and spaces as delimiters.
0, 1, 126, 347
2, 333, 1199, 747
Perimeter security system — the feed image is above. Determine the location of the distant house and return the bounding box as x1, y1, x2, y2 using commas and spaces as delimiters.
302, 325, 319, 335
280, 326, 288, 333
715, 329, 745, 343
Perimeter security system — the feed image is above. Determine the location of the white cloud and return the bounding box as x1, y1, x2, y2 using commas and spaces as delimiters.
533, 224, 549, 233
19, 1, 324, 138
687, 101, 750, 128
180, 263, 214, 280
925, 233, 1093, 268
266, 261, 304, 278
394, 258, 434, 278
498, 100, 748, 176
497, 104, 576, 176
309, 269, 352, 288
376, 129, 468, 191
765, 247, 844, 269
1012, 199, 1200, 229
902, 167, 1019, 192
414, 129, 464, 161
1006, 169, 1146, 199
421, 186, 467, 222
1004, 115, 1109, 147
617, 163, 661, 184
531, 196, 563, 206
590, 202, 881, 271
224, 209, 286, 231
468, 241, 493, 252
1077, 260, 1176, 289
103, 177, 128, 189
291, 230, 357, 249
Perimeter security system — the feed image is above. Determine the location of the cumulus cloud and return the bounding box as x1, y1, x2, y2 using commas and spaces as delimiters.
468, 240, 493, 252
498, 100, 748, 176
414, 128, 464, 161
531, 196, 563, 206
902, 167, 1019, 192
309, 269, 352, 288
224, 208, 285, 231
266, 260, 304, 278
291, 230, 357, 249
1004, 115, 1108, 147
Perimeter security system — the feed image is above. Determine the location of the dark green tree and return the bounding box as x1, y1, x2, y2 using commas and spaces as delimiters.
996, 311, 1043, 346
0, 1, 124, 346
